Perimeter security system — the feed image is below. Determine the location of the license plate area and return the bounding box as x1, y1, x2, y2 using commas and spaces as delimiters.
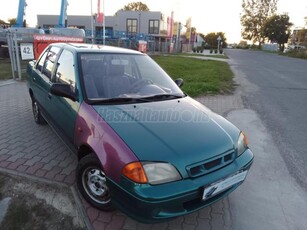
202, 170, 248, 200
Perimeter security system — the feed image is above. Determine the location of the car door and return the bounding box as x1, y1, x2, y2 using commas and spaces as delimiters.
50, 49, 80, 143
31, 46, 61, 120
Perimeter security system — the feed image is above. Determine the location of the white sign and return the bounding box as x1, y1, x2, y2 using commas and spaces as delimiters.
20, 43, 34, 60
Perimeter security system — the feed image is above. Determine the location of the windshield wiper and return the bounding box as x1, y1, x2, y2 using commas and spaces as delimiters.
90, 97, 151, 105
89, 94, 186, 105
142, 93, 186, 101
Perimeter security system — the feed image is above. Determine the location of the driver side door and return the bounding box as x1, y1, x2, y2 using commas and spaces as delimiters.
49, 49, 80, 143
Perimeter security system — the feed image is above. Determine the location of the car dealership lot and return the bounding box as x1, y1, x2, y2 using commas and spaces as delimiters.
1, 61, 307, 229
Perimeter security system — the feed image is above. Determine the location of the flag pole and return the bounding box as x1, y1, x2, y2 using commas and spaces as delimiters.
103, 0, 105, 45
91, 0, 94, 44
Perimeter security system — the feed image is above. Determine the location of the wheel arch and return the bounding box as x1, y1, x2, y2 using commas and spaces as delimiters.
78, 144, 97, 161
29, 88, 34, 100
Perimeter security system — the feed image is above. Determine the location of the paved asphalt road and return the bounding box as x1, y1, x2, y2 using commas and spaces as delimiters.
226, 49, 307, 191
220, 49, 307, 230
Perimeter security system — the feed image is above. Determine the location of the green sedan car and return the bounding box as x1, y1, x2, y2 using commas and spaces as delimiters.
27, 43, 254, 223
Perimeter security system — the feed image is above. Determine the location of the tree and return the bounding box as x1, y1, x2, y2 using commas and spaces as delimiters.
0, 19, 8, 25
262, 14, 292, 52
296, 29, 307, 46
186, 27, 197, 41
204, 32, 227, 49
121, 2, 149, 11
8, 18, 17, 26
241, 0, 278, 47
238, 40, 248, 48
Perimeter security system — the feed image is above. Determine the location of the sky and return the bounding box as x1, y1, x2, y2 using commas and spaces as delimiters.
1, 0, 306, 43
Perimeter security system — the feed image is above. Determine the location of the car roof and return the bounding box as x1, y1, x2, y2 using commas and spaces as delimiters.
52, 43, 143, 55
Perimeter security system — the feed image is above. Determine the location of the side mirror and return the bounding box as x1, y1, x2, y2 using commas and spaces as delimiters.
50, 83, 77, 101
174, 78, 184, 88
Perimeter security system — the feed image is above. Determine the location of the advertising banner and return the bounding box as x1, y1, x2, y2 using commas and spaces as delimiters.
33, 34, 84, 59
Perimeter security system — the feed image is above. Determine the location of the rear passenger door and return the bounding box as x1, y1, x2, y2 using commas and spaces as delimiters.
32, 46, 61, 120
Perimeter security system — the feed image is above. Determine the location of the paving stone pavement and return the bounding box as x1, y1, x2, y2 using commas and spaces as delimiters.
0, 81, 242, 230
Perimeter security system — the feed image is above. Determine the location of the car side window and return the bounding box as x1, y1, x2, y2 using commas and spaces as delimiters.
36, 49, 48, 72
55, 49, 76, 93
42, 46, 60, 79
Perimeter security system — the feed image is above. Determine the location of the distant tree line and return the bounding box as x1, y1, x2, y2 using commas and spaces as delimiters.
240, 0, 295, 52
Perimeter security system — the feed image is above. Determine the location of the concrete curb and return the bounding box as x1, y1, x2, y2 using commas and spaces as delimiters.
0, 79, 16, 87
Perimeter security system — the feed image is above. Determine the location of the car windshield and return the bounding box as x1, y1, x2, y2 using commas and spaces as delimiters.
79, 53, 185, 103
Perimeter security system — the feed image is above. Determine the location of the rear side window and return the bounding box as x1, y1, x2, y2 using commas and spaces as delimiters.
36, 50, 48, 72
55, 50, 76, 92
42, 46, 60, 79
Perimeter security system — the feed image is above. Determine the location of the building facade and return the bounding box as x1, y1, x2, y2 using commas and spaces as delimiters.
37, 10, 170, 41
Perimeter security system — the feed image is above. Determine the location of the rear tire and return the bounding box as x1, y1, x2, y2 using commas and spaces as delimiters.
76, 153, 114, 211
32, 98, 47, 125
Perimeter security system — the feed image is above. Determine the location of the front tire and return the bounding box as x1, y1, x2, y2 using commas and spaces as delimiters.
76, 154, 114, 211
32, 98, 46, 125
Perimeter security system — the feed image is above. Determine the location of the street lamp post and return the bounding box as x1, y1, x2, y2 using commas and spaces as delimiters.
217, 35, 222, 51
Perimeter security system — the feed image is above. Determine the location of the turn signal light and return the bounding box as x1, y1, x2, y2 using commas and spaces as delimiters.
122, 162, 148, 183
242, 131, 249, 146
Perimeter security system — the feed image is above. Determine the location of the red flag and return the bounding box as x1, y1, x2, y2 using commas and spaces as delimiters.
97, 0, 103, 23
97, 12, 104, 23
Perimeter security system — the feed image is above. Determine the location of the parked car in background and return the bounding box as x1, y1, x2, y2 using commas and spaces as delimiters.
283, 44, 306, 53
26, 43, 254, 223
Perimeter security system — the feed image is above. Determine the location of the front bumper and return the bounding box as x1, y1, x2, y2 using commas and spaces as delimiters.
109, 149, 254, 223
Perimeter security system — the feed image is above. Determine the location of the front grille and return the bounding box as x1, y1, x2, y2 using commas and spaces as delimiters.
186, 150, 235, 178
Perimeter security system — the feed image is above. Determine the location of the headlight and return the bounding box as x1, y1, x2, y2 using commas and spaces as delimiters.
122, 162, 182, 185
237, 132, 248, 156
143, 162, 182, 185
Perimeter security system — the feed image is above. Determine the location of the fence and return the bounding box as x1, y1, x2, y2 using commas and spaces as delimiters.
5, 31, 191, 80
87, 37, 185, 53
6, 32, 23, 80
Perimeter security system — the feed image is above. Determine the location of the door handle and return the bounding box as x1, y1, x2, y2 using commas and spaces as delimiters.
48, 93, 52, 99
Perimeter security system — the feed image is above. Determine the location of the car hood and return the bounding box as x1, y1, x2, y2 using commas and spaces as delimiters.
93, 97, 239, 176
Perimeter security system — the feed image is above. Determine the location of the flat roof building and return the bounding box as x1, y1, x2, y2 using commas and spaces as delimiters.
37, 10, 170, 41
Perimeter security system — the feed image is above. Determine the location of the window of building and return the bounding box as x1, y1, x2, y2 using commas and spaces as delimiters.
149, 20, 159, 34
127, 19, 138, 35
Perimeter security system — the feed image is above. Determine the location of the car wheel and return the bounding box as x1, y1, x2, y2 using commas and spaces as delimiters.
76, 154, 114, 211
32, 98, 46, 125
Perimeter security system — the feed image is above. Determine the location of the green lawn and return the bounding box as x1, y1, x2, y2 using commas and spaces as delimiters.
176, 53, 229, 59
151, 55, 234, 97
1, 56, 235, 97
0, 59, 13, 80
0, 58, 28, 80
